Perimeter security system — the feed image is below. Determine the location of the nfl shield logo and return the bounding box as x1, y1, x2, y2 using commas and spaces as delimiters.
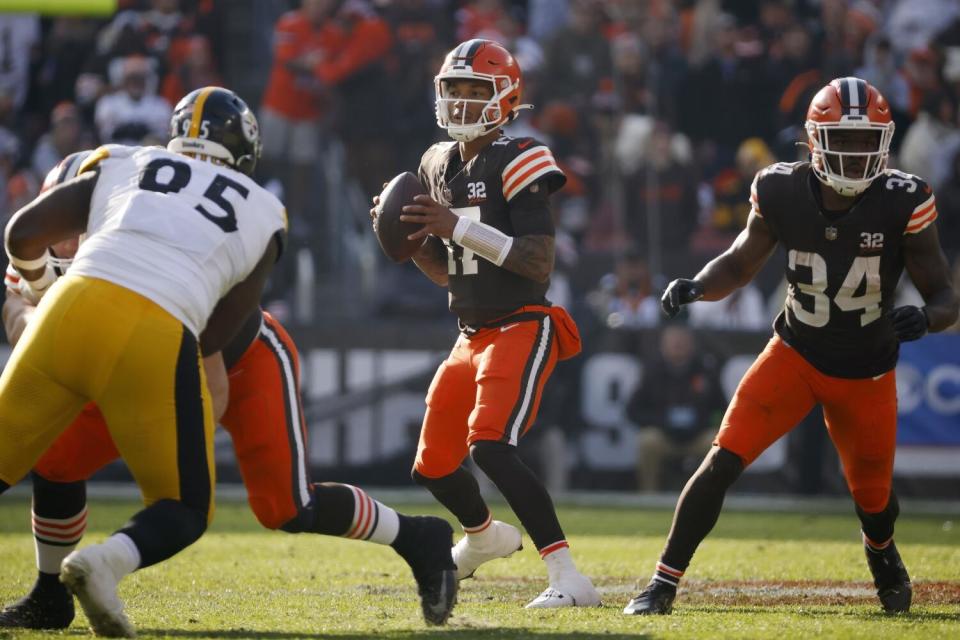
825, 226, 838, 241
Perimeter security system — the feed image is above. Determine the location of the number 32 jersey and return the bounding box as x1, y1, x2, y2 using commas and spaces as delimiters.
418, 136, 565, 326
69, 145, 287, 336
753, 161, 938, 378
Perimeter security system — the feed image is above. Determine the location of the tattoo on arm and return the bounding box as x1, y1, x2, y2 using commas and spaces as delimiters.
412, 236, 450, 286
501, 235, 554, 283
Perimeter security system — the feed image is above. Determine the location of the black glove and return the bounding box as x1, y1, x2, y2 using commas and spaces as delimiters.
661, 279, 705, 319
888, 305, 928, 342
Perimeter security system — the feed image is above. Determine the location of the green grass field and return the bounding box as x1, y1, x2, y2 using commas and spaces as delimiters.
1, 498, 958, 639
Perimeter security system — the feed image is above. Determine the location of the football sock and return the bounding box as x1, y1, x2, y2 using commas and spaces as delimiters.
469, 440, 565, 551
412, 466, 490, 529
660, 447, 743, 572
856, 492, 899, 546
31, 475, 87, 574
117, 498, 206, 568
651, 561, 684, 588
98, 533, 141, 580
342, 485, 400, 544
303, 482, 355, 534
541, 544, 576, 584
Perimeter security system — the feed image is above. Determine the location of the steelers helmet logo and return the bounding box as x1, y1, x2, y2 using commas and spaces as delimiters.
241, 109, 259, 144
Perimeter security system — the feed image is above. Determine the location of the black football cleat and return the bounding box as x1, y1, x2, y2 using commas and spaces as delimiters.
394, 516, 459, 626
0, 581, 75, 630
623, 580, 677, 615
864, 540, 912, 613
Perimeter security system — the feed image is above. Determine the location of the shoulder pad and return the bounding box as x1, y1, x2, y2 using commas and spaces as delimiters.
77, 144, 139, 174
499, 137, 565, 201
881, 170, 938, 235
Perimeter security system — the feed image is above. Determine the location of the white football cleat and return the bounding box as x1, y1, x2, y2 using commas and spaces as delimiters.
525, 572, 602, 609
452, 520, 523, 580
60, 546, 135, 638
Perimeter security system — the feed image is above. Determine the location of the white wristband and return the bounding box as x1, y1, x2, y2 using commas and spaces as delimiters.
7, 249, 49, 272
452, 216, 514, 267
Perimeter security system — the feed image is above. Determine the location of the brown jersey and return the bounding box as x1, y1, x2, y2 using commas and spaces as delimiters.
753, 161, 938, 378
418, 135, 566, 326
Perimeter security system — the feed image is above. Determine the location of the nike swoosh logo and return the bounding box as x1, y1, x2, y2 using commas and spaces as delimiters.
518, 140, 533, 149
501, 323, 520, 332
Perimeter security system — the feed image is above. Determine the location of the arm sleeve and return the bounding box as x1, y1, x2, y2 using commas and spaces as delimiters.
507, 179, 555, 237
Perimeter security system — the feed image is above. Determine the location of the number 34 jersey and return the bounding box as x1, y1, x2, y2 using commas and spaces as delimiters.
418, 136, 565, 326
753, 161, 938, 378
69, 145, 287, 336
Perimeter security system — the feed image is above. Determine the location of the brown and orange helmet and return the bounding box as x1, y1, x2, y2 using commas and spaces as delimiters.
805, 77, 894, 196
434, 39, 531, 142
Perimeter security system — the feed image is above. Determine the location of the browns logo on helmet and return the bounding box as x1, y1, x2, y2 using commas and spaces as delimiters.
434, 39, 532, 142
805, 77, 894, 197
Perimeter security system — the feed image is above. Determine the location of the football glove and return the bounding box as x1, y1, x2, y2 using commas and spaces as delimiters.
888, 305, 928, 342
661, 278, 705, 319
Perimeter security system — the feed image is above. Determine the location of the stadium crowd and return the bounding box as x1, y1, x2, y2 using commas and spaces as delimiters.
2, 0, 960, 330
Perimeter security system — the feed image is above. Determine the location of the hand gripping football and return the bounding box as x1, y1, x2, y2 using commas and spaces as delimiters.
374, 172, 427, 263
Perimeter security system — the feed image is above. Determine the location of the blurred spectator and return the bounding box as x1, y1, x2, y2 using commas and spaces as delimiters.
902, 47, 942, 118
856, 35, 910, 116
0, 13, 41, 114
31, 102, 90, 178
94, 56, 172, 145
260, 0, 392, 226
617, 118, 697, 261
695, 137, 774, 252
95, 0, 199, 80
33, 18, 101, 116
679, 13, 774, 153
611, 33, 650, 115
456, 0, 508, 42
382, 0, 452, 171
687, 284, 768, 331
949, 256, 960, 333
160, 36, 222, 107
0, 130, 39, 220
476, 10, 545, 78
626, 324, 724, 492
886, 0, 960, 56
899, 91, 960, 188
539, 0, 613, 110
636, 6, 687, 124
587, 249, 659, 329
935, 147, 960, 262
527, 0, 570, 42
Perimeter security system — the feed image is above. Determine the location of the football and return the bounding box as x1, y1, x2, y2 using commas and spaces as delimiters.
374, 171, 427, 263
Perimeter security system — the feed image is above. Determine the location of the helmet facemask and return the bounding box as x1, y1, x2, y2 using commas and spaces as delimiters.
806, 119, 894, 196
435, 73, 522, 142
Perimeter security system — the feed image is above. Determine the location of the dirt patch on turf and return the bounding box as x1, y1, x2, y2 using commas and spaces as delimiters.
469, 576, 960, 607
610, 579, 960, 607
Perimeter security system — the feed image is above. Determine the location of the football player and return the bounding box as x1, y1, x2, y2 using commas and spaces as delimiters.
0, 86, 286, 637
370, 40, 600, 608
623, 77, 958, 616
1, 132, 457, 630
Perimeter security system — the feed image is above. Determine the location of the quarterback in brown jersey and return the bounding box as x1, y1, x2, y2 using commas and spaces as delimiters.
624, 77, 958, 616
371, 39, 600, 608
